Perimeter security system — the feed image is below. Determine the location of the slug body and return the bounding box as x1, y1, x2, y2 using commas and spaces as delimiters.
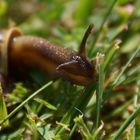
0, 26, 96, 86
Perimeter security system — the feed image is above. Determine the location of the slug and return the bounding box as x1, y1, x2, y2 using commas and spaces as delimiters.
0, 25, 97, 86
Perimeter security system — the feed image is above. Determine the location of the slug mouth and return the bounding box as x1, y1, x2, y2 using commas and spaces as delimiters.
67, 73, 96, 86
57, 69, 96, 86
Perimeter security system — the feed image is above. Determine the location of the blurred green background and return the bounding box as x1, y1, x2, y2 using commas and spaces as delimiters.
0, 0, 140, 140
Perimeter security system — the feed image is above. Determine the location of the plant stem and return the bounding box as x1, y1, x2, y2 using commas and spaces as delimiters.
95, 56, 104, 130
133, 91, 138, 140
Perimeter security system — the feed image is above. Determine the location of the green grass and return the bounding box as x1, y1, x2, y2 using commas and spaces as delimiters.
0, 0, 140, 139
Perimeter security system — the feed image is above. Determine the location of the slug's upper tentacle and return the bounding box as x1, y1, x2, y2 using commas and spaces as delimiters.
79, 24, 93, 57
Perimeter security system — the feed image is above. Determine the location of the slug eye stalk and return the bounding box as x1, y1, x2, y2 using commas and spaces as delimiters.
79, 24, 94, 57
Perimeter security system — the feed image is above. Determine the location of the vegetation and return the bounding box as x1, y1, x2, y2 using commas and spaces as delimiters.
0, 0, 140, 139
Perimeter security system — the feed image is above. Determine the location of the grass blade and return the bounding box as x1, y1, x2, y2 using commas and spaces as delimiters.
133, 94, 138, 140
0, 84, 9, 127
55, 84, 96, 136
34, 98, 57, 111
95, 54, 105, 129
112, 105, 140, 140
0, 81, 53, 126
113, 45, 140, 86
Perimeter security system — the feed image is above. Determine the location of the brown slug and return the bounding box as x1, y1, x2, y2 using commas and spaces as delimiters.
0, 25, 97, 86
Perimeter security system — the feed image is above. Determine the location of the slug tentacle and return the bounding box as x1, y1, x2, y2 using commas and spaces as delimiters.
79, 24, 93, 57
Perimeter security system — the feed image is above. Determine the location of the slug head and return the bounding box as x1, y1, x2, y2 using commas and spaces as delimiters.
56, 24, 97, 86
56, 54, 97, 86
